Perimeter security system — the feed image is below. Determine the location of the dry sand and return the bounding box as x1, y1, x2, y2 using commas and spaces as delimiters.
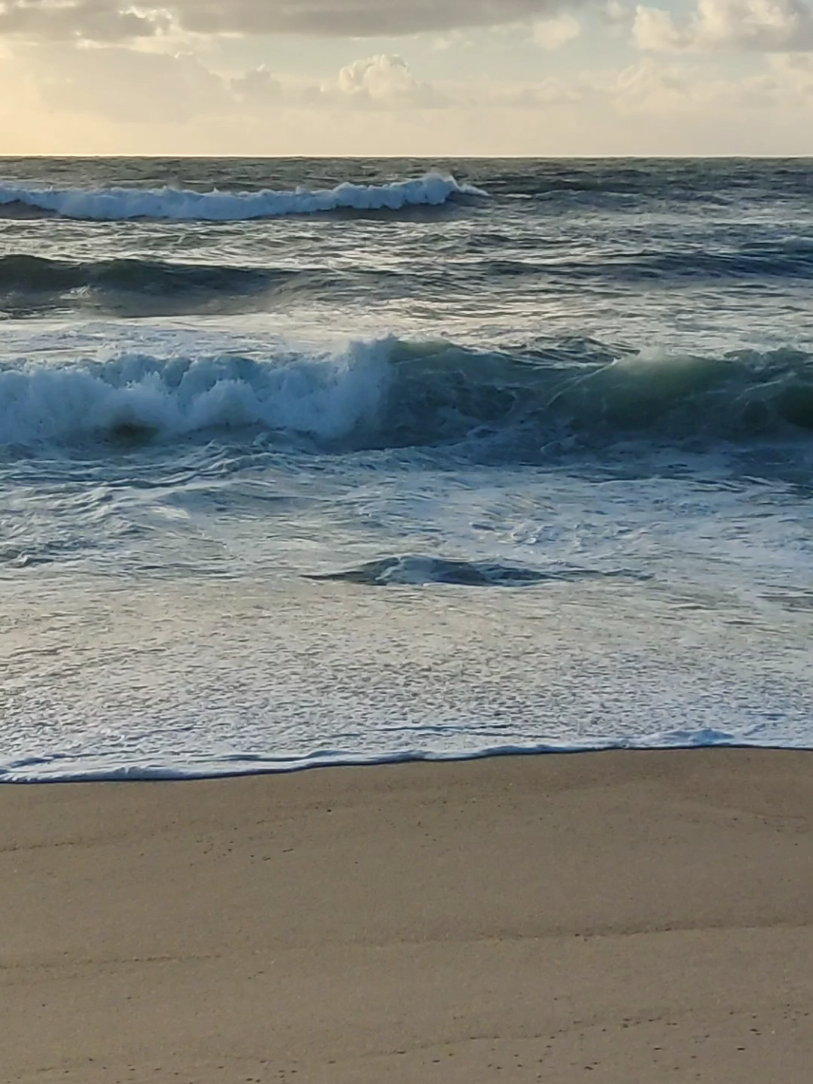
2, 749, 813, 1083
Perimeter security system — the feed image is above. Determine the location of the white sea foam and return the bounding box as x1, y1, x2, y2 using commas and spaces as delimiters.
0, 736, 767, 783
2, 565, 811, 784
0, 172, 485, 221
0, 341, 393, 445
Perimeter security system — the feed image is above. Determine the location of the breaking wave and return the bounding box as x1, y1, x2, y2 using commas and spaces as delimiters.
1, 337, 812, 452
0, 172, 485, 222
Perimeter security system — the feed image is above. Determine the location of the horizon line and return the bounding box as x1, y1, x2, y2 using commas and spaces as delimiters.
2, 152, 813, 160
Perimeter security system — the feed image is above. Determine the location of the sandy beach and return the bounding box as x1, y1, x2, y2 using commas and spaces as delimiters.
3, 749, 813, 1082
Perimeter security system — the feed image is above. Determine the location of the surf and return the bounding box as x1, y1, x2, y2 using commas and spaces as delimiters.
1, 337, 811, 453
0, 172, 486, 222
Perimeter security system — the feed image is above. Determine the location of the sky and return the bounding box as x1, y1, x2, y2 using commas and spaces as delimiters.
1, 0, 813, 155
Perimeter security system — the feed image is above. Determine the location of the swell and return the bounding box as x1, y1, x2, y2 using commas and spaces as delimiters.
0, 255, 428, 318
482, 161, 813, 201
1, 337, 812, 454
0, 254, 284, 293
482, 241, 813, 284
5, 239, 813, 321
0, 254, 303, 316
0, 172, 485, 222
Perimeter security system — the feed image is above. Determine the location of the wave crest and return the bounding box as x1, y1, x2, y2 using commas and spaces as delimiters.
0, 172, 485, 222
0, 344, 389, 447
1, 338, 811, 452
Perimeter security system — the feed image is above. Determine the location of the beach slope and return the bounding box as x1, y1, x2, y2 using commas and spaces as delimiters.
3, 749, 813, 1082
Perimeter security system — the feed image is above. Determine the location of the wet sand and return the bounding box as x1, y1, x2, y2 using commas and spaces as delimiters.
3, 749, 813, 1082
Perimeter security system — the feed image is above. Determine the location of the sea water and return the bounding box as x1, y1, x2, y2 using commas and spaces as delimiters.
1, 158, 812, 780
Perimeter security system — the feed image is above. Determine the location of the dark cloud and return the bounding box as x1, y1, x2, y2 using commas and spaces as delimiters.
0, 0, 579, 42
0, 0, 163, 40
174, 0, 575, 36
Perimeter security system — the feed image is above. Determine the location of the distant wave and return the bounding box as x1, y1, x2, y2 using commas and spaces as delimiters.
0, 253, 305, 316
481, 161, 813, 203
482, 241, 813, 283
5, 238, 813, 323
0, 254, 429, 318
1, 338, 811, 451
0, 254, 283, 293
0, 172, 485, 222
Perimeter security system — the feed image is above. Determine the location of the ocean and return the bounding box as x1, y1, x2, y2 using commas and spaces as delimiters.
1, 157, 811, 781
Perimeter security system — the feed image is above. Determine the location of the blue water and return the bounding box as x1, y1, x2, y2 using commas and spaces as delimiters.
1, 158, 812, 781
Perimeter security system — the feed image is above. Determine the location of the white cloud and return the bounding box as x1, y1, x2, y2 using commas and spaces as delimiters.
633, 6, 689, 48
532, 13, 582, 46
634, 0, 813, 52
239, 53, 448, 111
603, 0, 633, 22
332, 53, 446, 107
697, 0, 813, 49
7, 43, 444, 121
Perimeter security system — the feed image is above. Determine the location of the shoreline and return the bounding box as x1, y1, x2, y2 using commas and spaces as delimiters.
4, 748, 813, 1082
4, 738, 811, 785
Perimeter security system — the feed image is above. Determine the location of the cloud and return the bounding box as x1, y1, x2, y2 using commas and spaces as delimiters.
694, 0, 813, 50
30, 47, 447, 119
333, 53, 445, 107
30, 44, 229, 121
489, 77, 586, 106
634, 0, 813, 52
614, 56, 692, 106
768, 50, 813, 95
633, 7, 688, 48
603, 0, 633, 22
176, 0, 589, 37
231, 65, 282, 103
532, 12, 582, 46
0, 0, 590, 44
0, 0, 166, 41
3, 39, 813, 155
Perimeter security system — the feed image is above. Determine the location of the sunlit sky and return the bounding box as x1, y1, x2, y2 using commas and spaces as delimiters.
1, 0, 813, 155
